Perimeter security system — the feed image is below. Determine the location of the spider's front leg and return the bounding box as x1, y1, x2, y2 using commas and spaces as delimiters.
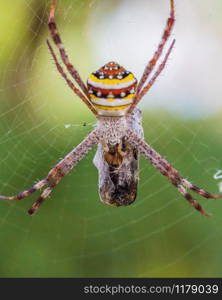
126, 129, 222, 216
0, 129, 99, 215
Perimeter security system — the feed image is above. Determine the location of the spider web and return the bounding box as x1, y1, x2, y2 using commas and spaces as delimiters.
0, 0, 222, 277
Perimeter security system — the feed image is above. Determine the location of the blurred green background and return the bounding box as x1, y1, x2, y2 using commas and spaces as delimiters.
0, 0, 222, 277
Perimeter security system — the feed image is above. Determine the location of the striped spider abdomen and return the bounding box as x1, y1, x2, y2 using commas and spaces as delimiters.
87, 61, 137, 116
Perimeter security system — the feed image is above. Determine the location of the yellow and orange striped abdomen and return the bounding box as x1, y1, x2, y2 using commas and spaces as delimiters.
87, 62, 137, 116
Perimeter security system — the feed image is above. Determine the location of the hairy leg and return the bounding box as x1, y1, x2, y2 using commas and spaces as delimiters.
136, 39, 175, 103
0, 179, 47, 201
127, 129, 222, 215
176, 184, 210, 216
48, 0, 89, 98
47, 40, 97, 116
128, 39, 175, 114
136, 0, 175, 94
0, 129, 99, 214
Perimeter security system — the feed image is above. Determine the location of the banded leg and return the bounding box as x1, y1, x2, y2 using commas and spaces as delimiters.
28, 187, 53, 215
0, 129, 99, 215
127, 129, 222, 216
128, 39, 175, 114
48, 0, 89, 98
47, 40, 98, 116
136, 0, 175, 94
181, 178, 222, 200
176, 184, 210, 216
0, 179, 47, 201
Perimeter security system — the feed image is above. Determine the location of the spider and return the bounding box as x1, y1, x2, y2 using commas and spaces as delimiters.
0, 0, 221, 216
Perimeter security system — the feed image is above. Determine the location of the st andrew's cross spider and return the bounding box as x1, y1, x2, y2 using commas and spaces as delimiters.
1, 0, 221, 216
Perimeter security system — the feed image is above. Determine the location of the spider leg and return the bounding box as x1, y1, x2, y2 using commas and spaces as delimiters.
128, 39, 175, 114
136, 0, 175, 95
126, 129, 222, 215
28, 187, 53, 215
27, 128, 98, 214
47, 40, 98, 116
48, 0, 89, 98
176, 184, 210, 216
0, 179, 47, 201
0, 129, 99, 215
137, 39, 175, 102
181, 178, 222, 199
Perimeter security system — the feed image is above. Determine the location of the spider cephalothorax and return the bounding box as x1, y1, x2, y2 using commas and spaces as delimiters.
1, 0, 222, 216
87, 62, 137, 116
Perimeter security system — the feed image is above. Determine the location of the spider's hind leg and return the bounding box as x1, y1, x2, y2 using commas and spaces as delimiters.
27, 128, 98, 214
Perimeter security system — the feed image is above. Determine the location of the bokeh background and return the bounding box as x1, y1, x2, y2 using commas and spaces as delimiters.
0, 0, 222, 277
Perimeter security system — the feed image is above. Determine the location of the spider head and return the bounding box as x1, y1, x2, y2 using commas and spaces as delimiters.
87, 62, 137, 116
